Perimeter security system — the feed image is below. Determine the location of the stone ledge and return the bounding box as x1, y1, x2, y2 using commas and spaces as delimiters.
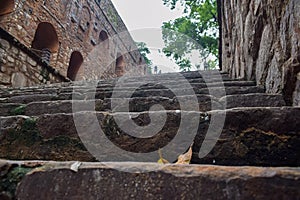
0, 107, 299, 166
0, 160, 299, 200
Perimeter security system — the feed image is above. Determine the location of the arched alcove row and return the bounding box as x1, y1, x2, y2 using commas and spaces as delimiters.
0, 0, 15, 16
67, 51, 83, 81
115, 53, 125, 77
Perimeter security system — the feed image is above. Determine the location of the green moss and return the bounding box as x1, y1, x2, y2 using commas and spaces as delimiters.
43, 135, 86, 151
10, 105, 26, 115
6, 118, 41, 146
41, 68, 50, 81
107, 8, 118, 27
0, 166, 33, 198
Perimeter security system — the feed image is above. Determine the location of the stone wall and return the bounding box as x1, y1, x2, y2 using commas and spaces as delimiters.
0, 28, 66, 88
0, 0, 146, 82
221, 0, 300, 105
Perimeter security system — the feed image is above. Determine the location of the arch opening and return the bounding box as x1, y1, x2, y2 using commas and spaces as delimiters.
32, 22, 59, 53
115, 54, 125, 77
99, 30, 109, 49
0, 0, 15, 16
31, 22, 59, 63
67, 51, 83, 81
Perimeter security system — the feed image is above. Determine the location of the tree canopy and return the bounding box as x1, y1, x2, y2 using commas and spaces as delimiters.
162, 0, 218, 71
136, 41, 153, 74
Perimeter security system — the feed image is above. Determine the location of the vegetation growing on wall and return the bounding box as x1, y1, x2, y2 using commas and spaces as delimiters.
136, 41, 153, 74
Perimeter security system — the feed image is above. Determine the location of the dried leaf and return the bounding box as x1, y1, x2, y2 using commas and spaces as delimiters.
157, 149, 169, 164
175, 146, 193, 164
70, 161, 81, 172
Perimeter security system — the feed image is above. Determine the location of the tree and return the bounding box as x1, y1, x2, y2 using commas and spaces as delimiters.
162, 0, 219, 71
136, 41, 153, 74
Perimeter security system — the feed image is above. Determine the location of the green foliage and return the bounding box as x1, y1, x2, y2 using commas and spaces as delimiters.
6, 118, 41, 147
10, 105, 26, 115
162, 0, 218, 71
136, 42, 152, 66
136, 41, 153, 74
0, 166, 33, 198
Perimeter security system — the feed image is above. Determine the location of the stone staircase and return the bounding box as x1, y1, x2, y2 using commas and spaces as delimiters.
0, 70, 299, 199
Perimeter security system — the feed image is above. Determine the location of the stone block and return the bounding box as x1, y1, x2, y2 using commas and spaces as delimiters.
27, 57, 37, 66
11, 72, 27, 87
0, 73, 11, 84
11, 46, 19, 54
0, 66, 7, 73
0, 161, 297, 200
0, 39, 10, 50
19, 51, 26, 61
7, 55, 15, 63
21, 65, 27, 72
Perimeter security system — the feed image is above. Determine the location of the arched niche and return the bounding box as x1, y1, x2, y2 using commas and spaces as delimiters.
99, 30, 108, 47
115, 54, 125, 77
0, 0, 15, 16
67, 51, 84, 81
138, 57, 143, 65
31, 22, 59, 53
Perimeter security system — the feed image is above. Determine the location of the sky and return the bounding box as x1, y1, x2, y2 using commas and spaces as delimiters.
110, 0, 186, 73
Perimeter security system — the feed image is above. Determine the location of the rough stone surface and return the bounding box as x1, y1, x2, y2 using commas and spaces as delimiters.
0, 160, 298, 200
293, 72, 300, 106
221, 0, 300, 105
11, 72, 27, 88
0, 107, 299, 166
193, 107, 300, 166
219, 93, 286, 109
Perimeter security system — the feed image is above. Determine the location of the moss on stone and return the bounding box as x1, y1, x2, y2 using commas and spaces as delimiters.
5, 118, 41, 147
0, 166, 33, 198
10, 105, 26, 115
42, 135, 86, 151
41, 68, 50, 81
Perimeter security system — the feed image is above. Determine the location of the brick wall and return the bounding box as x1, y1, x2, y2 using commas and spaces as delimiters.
0, 28, 67, 88
0, 0, 146, 83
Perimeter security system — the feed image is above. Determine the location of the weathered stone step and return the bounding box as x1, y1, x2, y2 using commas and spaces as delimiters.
0, 160, 299, 200
0, 94, 285, 116
0, 71, 231, 94
0, 107, 299, 166
0, 83, 260, 104
219, 93, 286, 108
0, 80, 256, 98
193, 107, 300, 166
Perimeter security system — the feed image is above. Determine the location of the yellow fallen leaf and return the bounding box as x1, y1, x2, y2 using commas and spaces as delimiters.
157, 149, 169, 164
175, 145, 193, 164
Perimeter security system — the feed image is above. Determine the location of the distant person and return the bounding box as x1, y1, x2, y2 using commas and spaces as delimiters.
204, 61, 209, 71
154, 65, 158, 74
158, 70, 162, 74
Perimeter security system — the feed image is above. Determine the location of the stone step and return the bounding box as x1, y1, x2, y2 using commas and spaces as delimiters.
0, 70, 230, 94
0, 75, 230, 96
0, 107, 299, 166
219, 93, 286, 108
0, 85, 262, 104
0, 80, 256, 98
0, 94, 285, 116
0, 160, 299, 200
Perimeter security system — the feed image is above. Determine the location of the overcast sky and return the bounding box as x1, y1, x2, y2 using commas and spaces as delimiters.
111, 0, 185, 72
